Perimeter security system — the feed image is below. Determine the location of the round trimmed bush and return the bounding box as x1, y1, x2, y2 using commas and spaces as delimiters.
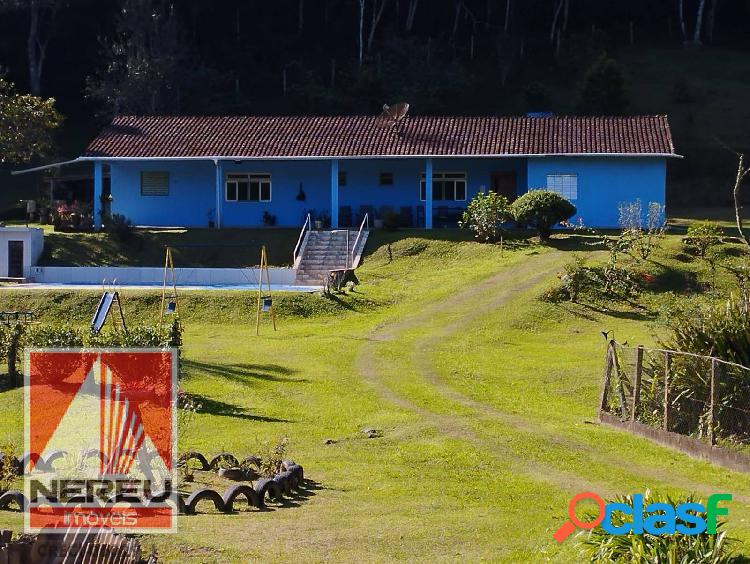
510, 190, 576, 239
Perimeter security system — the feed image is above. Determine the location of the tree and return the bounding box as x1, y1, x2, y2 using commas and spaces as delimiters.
459, 191, 512, 243
576, 54, 628, 115
0, 77, 61, 163
510, 190, 576, 239
86, 0, 196, 115
0, 0, 64, 96
405, 0, 419, 32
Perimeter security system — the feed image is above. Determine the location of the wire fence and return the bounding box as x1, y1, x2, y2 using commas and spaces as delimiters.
600, 341, 750, 456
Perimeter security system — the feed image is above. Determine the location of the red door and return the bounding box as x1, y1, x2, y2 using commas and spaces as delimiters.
490, 172, 517, 201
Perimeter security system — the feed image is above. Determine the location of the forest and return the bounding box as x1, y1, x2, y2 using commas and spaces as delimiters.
0, 0, 749, 206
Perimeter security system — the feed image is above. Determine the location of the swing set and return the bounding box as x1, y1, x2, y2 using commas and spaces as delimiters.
158, 243, 277, 335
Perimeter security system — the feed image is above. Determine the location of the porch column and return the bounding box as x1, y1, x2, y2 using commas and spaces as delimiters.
425, 158, 433, 229
331, 159, 339, 228
214, 159, 222, 228
93, 161, 103, 231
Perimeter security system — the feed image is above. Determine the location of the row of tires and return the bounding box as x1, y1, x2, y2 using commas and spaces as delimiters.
0, 461, 305, 516
0, 450, 266, 476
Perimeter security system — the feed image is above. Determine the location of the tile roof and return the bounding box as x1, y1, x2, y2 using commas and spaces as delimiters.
83, 115, 676, 159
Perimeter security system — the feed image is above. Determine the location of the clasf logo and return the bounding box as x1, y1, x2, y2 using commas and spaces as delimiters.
24, 349, 178, 533
554, 491, 732, 542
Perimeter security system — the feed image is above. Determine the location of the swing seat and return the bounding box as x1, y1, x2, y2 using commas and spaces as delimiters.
262, 297, 272, 312
166, 301, 177, 313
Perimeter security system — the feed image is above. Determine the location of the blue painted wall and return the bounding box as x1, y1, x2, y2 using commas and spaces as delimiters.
526, 157, 667, 228
109, 160, 216, 227
108, 155, 665, 228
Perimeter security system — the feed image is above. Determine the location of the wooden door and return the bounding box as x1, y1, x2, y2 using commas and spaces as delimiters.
7, 241, 23, 278
490, 171, 517, 201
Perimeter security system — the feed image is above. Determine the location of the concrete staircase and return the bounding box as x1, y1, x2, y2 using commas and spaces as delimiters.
294, 229, 368, 286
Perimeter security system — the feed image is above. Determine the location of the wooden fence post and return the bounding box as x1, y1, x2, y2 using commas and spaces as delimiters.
598, 341, 614, 417
663, 351, 672, 431
6, 325, 22, 388
631, 345, 644, 424
709, 357, 719, 446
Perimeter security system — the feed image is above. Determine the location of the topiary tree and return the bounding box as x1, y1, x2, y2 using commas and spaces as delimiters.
459, 191, 512, 243
576, 54, 628, 115
510, 190, 576, 240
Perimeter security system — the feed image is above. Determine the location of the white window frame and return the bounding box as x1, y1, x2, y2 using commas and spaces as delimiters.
225, 173, 272, 202
546, 173, 578, 201
419, 172, 467, 202
140, 171, 170, 196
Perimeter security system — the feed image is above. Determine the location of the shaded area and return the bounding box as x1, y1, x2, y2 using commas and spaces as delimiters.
37, 227, 300, 268
182, 359, 307, 385
186, 393, 292, 423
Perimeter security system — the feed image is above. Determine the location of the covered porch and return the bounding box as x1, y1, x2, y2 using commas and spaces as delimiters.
93, 156, 526, 230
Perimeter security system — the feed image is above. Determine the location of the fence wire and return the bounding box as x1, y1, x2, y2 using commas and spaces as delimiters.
601, 342, 750, 455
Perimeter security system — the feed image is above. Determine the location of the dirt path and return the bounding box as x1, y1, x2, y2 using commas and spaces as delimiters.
355, 249, 750, 501
355, 250, 605, 494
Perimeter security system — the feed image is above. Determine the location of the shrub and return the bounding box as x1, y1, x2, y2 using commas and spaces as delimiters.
381, 210, 400, 231
0, 441, 18, 493
253, 436, 289, 478
23, 325, 84, 348
684, 221, 724, 258
584, 492, 738, 563
459, 191, 512, 243
652, 297, 750, 440
544, 256, 639, 304
511, 190, 576, 240
105, 213, 134, 243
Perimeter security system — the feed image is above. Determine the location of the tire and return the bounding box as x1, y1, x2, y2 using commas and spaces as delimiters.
185, 488, 225, 515
222, 485, 260, 512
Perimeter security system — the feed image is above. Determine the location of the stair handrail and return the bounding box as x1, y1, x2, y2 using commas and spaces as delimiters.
351, 213, 369, 268
293, 213, 312, 265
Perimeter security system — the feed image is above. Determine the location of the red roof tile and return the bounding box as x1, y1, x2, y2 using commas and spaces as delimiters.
82, 115, 676, 159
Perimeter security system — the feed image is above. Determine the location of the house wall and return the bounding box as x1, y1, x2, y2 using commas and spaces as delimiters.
526, 157, 667, 228
338, 157, 526, 225
108, 157, 527, 228
109, 160, 216, 227
220, 160, 329, 227
107, 156, 665, 229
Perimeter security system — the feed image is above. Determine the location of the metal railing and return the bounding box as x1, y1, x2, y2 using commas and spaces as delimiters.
351, 213, 369, 269
292, 213, 311, 266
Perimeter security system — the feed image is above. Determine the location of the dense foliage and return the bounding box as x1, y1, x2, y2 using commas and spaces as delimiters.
459, 191, 512, 243
685, 221, 725, 258
0, 77, 60, 163
584, 492, 737, 564
510, 190, 576, 239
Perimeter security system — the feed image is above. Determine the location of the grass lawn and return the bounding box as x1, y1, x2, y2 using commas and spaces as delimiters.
0, 230, 748, 562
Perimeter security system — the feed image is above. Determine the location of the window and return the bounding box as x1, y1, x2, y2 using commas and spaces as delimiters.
379, 172, 394, 186
546, 174, 578, 201
140, 171, 169, 196
338, 171, 347, 186
225, 173, 271, 202
419, 172, 467, 201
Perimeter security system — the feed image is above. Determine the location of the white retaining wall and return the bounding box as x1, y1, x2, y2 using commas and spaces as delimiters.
29, 266, 297, 286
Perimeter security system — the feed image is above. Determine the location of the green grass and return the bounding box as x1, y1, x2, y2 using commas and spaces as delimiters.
0, 232, 748, 562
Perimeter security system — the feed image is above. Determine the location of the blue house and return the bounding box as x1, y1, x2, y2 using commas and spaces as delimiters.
78, 114, 678, 230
